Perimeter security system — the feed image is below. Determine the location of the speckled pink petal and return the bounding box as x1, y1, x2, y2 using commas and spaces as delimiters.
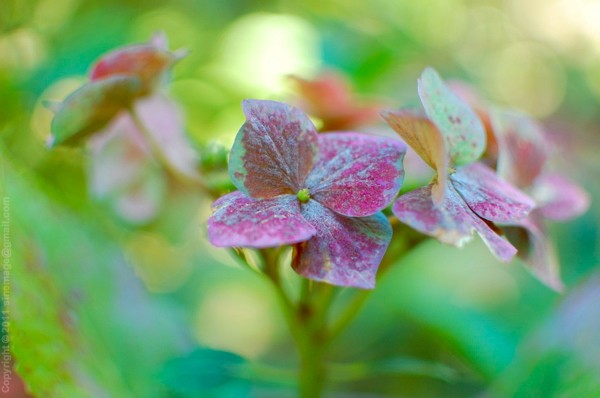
490, 108, 548, 188
451, 162, 535, 223
418, 67, 486, 166
306, 133, 406, 217
292, 200, 392, 289
392, 183, 517, 262
208, 191, 316, 248
229, 100, 319, 198
504, 212, 564, 291
380, 108, 447, 204
530, 173, 590, 222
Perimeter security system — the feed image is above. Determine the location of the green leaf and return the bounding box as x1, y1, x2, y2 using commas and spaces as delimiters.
418, 67, 486, 166
161, 349, 250, 398
49, 74, 141, 147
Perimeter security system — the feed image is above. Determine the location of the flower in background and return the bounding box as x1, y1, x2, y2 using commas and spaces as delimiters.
381, 68, 535, 263
46, 32, 186, 147
208, 99, 406, 288
47, 33, 199, 223
490, 109, 590, 291
288, 70, 385, 132
89, 94, 199, 223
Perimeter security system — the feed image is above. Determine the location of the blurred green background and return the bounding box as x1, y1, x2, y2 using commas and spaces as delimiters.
1, 0, 599, 397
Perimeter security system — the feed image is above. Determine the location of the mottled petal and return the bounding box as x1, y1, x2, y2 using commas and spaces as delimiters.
134, 94, 200, 179
447, 80, 498, 160
293, 200, 392, 289
49, 75, 142, 147
504, 212, 564, 291
380, 108, 447, 204
90, 42, 177, 95
306, 133, 406, 217
451, 162, 536, 223
490, 108, 548, 188
229, 100, 318, 198
531, 173, 590, 222
208, 191, 316, 248
418, 67, 486, 166
392, 183, 517, 262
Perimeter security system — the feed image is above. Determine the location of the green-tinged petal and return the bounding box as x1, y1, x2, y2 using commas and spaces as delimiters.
49, 75, 141, 147
418, 67, 486, 166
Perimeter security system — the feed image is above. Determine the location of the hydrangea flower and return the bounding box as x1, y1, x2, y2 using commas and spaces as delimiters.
89, 94, 198, 223
490, 109, 590, 291
380, 68, 535, 262
288, 71, 385, 132
46, 32, 185, 147
208, 99, 406, 288
46, 33, 199, 223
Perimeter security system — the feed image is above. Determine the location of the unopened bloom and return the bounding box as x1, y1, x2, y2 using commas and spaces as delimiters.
381, 68, 535, 262
208, 99, 406, 288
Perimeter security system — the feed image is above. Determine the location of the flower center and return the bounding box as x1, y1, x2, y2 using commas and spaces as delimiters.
297, 188, 310, 203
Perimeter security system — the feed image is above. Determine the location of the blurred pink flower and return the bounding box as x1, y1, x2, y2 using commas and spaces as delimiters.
288, 70, 387, 132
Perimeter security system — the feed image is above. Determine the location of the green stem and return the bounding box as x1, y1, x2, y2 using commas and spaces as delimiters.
260, 248, 331, 398
329, 225, 427, 340
329, 289, 369, 340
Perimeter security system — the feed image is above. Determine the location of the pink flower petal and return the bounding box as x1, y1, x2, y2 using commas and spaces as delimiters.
113, 169, 166, 224
306, 132, 406, 217
530, 173, 590, 222
451, 162, 536, 223
207, 191, 316, 248
88, 111, 166, 223
133, 94, 200, 179
392, 183, 517, 262
417, 67, 486, 166
292, 200, 392, 289
88, 113, 149, 197
504, 212, 564, 291
289, 71, 385, 131
490, 108, 548, 189
90, 40, 177, 95
229, 100, 319, 198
